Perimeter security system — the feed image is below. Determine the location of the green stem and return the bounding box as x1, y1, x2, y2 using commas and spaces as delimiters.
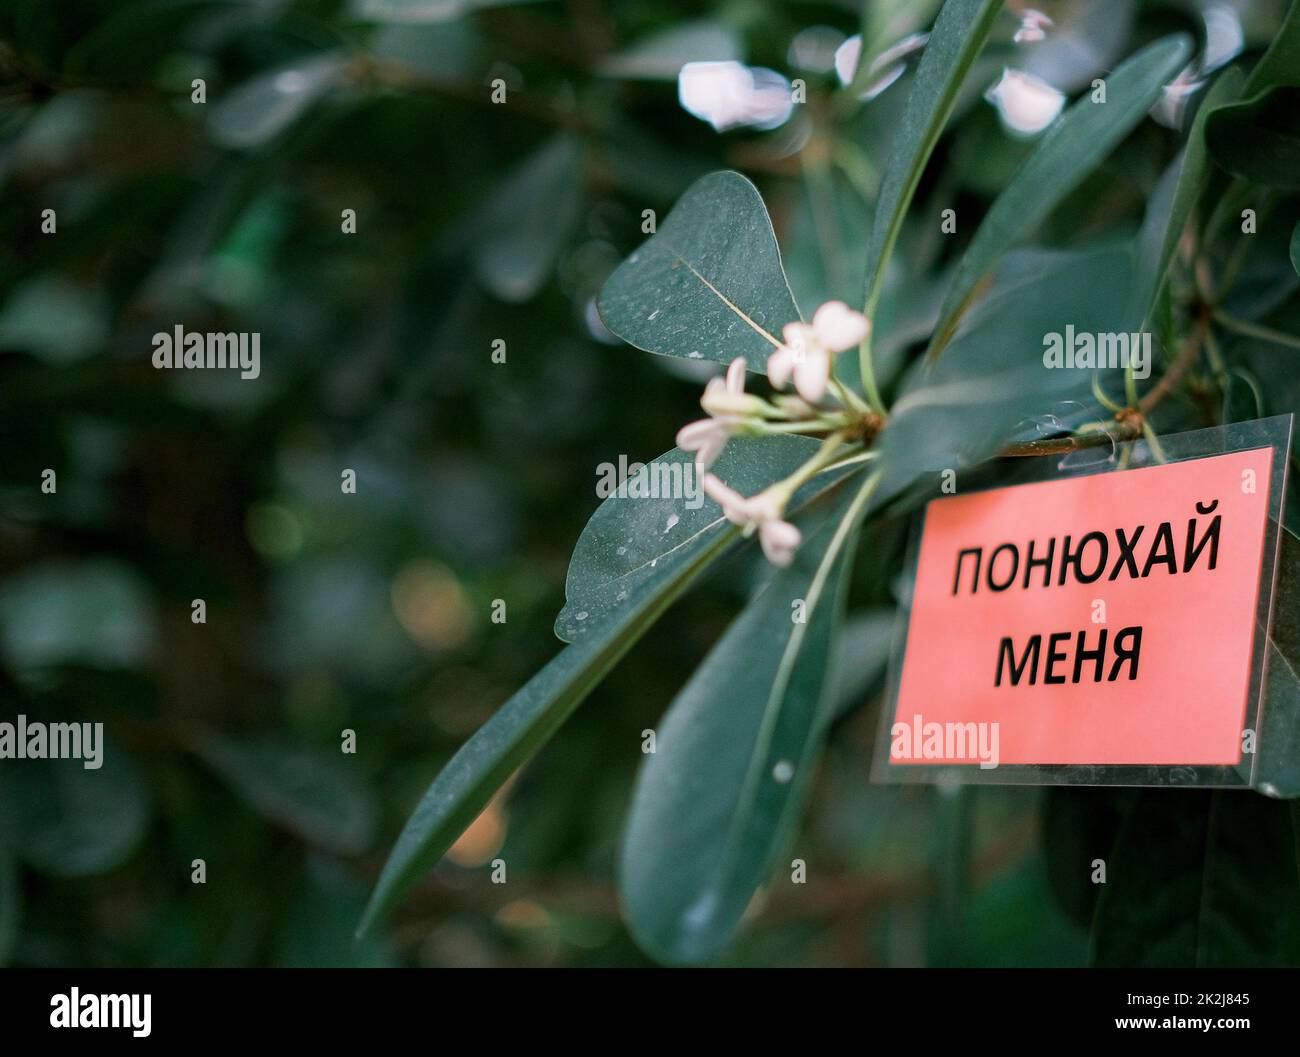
857, 333, 887, 415
772, 430, 853, 505
1214, 310, 1300, 351
750, 418, 851, 436
1140, 419, 1168, 464
829, 374, 872, 415
1123, 362, 1139, 408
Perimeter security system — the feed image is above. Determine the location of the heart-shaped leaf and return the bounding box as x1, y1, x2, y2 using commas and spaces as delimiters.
620, 473, 876, 964
598, 171, 801, 371
928, 34, 1193, 356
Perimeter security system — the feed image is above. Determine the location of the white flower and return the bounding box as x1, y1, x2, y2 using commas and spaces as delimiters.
677, 357, 749, 472
758, 517, 802, 567
700, 356, 762, 417
701, 474, 803, 567
1013, 10, 1053, 44
767, 300, 870, 403
678, 62, 794, 133
985, 68, 1065, 135
676, 418, 731, 473
700, 472, 752, 525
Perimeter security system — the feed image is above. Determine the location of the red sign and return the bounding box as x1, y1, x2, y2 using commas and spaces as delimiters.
891, 448, 1275, 767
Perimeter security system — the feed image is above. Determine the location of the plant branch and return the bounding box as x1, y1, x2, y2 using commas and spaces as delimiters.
1214, 310, 1300, 351
1002, 310, 1210, 458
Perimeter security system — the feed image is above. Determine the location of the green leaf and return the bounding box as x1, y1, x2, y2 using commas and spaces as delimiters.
1291, 220, 1300, 277
846, 0, 942, 98
928, 35, 1193, 355
1091, 790, 1300, 966
1243, 0, 1300, 95
557, 436, 834, 642
597, 171, 801, 371
209, 53, 349, 149
1128, 66, 1243, 331
361, 437, 864, 935
598, 20, 740, 80
620, 474, 876, 964
1206, 86, 1300, 190
876, 243, 1134, 499
860, 0, 1003, 320
828, 606, 897, 720
470, 135, 585, 303
1258, 526, 1300, 798
9, 744, 150, 877
0, 559, 153, 669
194, 733, 378, 855
1041, 787, 1130, 932
355, 0, 522, 23
358, 547, 724, 936
275, 858, 395, 967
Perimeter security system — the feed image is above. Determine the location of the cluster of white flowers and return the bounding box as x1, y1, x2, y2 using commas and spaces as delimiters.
767, 300, 871, 402
674, 301, 872, 567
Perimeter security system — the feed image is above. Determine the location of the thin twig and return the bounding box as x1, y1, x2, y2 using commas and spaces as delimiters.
1002, 310, 1211, 458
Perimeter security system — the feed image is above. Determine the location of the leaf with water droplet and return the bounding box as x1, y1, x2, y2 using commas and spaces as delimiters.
621, 475, 875, 963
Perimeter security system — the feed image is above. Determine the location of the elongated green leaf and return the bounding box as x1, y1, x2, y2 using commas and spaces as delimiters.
1291, 221, 1300, 277
210, 53, 348, 149
471, 135, 584, 302
829, 607, 897, 720
876, 243, 1134, 500
1128, 66, 1243, 331
620, 474, 876, 964
361, 437, 865, 934
557, 436, 834, 641
1091, 789, 1300, 966
194, 734, 379, 855
356, 0, 524, 21
598, 20, 740, 80
1258, 526, 1300, 798
1206, 86, 1300, 190
1042, 787, 1131, 931
1200, 0, 1300, 195
860, 0, 1002, 319
929, 35, 1192, 356
598, 171, 801, 370
357, 528, 731, 936
1243, 0, 1300, 95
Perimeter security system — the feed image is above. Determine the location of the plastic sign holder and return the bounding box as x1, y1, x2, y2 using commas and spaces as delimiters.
874, 415, 1294, 789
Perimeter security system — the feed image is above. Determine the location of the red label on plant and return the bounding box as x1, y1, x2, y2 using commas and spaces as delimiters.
891, 448, 1275, 767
